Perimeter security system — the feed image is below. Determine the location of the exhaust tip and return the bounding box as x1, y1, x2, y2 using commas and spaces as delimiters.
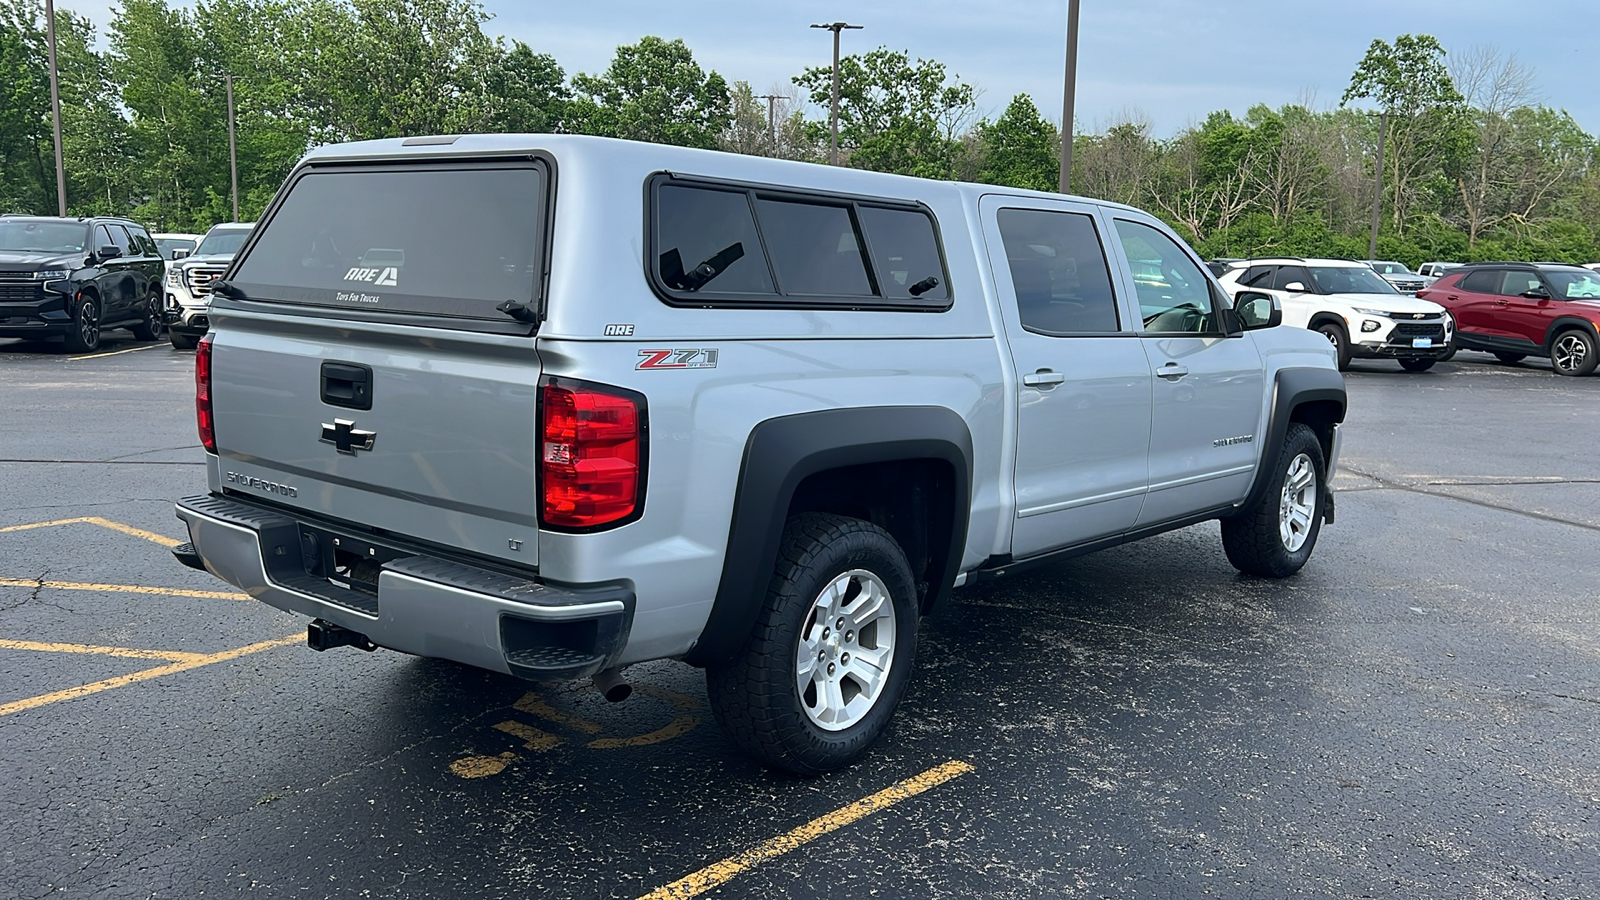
593, 668, 631, 703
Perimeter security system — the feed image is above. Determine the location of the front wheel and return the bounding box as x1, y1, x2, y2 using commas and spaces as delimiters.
62, 294, 101, 353
1315, 322, 1351, 371
1493, 351, 1526, 364
1398, 358, 1435, 372
168, 331, 198, 350
706, 513, 918, 774
1549, 330, 1598, 377
1221, 423, 1326, 578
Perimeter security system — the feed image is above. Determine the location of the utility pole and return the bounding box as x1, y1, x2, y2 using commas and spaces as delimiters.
1058, 0, 1081, 194
810, 22, 862, 165
756, 93, 782, 148
225, 74, 239, 221
1368, 110, 1387, 260
44, 0, 66, 216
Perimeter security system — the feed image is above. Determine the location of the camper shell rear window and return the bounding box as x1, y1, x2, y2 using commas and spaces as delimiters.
649, 174, 952, 311
228, 160, 548, 323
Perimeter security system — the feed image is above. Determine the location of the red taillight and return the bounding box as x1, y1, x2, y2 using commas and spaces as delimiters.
539, 381, 643, 529
195, 335, 216, 454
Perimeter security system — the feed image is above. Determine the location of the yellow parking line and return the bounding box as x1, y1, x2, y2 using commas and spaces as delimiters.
69, 344, 160, 361
0, 638, 205, 662
0, 515, 182, 548
637, 759, 975, 900
0, 577, 248, 600
0, 634, 300, 717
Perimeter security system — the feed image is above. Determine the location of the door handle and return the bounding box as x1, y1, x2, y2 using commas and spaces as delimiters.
1022, 369, 1066, 388
1493, 299, 1508, 307
321, 361, 373, 410
1156, 363, 1189, 380
1446, 295, 1460, 301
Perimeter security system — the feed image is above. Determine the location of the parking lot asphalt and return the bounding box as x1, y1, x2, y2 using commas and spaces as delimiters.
2, 336, 1597, 900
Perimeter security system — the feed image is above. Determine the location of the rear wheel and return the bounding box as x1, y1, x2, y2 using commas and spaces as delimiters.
130, 289, 162, 341
1315, 321, 1351, 371
1549, 330, 1598, 377
706, 513, 918, 774
61, 294, 101, 353
1493, 351, 1526, 364
1398, 358, 1435, 372
1221, 423, 1326, 578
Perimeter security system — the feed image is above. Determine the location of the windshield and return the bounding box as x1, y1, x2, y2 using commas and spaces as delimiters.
196, 228, 251, 257
1547, 270, 1600, 299
0, 220, 87, 253
155, 238, 197, 259
1369, 261, 1414, 275
229, 164, 544, 320
1308, 266, 1400, 295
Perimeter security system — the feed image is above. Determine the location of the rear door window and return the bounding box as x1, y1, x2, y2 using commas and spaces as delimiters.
996, 208, 1120, 334
1240, 265, 1276, 288
229, 162, 546, 320
1459, 269, 1501, 293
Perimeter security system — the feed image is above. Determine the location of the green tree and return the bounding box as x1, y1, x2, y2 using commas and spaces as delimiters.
975, 94, 1058, 191
565, 36, 731, 149
1342, 34, 1467, 233
793, 47, 976, 179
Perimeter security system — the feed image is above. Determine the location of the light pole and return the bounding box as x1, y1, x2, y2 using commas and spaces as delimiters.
810, 22, 862, 165
1367, 110, 1388, 261
225, 74, 239, 221
1058, 0, 1080, 194
756, 93, 782, 149
44, 0, 66, 216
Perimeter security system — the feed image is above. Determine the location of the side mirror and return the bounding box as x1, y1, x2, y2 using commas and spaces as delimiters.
170, 248, 191, 260
1235, 290, 1282, 330
97, 245, 122, 261
1282, 281, 1306, 293
1520, 287, 1550, 300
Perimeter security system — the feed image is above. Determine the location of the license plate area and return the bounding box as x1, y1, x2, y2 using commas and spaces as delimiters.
296, 523, 408, 596
1412, 337, 1433, 348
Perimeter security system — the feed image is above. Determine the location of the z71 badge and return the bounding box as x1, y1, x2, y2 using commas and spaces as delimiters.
637, 348, 719, 370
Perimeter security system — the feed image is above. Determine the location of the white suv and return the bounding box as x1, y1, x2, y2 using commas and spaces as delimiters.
1219, 258, 1453, 372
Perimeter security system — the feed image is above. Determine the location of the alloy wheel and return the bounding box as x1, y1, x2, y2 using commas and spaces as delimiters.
1278, 452, 1317, 552
795, 568, 897, 732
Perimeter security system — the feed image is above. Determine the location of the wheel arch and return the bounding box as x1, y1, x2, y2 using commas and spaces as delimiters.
1542, 317, 1599, 352
1230, 366, 1346, 519
685, 406, 973, 667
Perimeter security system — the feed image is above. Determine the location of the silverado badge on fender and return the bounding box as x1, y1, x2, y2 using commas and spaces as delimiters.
320, 418, 376, 455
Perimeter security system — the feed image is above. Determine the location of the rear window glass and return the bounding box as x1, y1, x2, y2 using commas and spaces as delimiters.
651, 178, 950, 310
753, 198, 873, 296
230, 164, 544, 319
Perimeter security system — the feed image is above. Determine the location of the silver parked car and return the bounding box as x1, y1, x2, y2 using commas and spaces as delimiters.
173, 135, 1345, 773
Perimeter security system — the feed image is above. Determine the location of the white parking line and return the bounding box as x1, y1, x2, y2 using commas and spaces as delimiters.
69, 344, 161, 361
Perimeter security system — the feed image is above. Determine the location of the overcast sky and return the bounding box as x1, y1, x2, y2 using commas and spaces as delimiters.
63, 0, 1597, 137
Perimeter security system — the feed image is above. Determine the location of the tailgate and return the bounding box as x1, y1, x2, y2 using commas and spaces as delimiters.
212, 317, 541, 566
206, 158, 552, 567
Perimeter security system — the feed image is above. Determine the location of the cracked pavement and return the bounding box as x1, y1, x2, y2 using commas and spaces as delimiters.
1, 339, 1597, 899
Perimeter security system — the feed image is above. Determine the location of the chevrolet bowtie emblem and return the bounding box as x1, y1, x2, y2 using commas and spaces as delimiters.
320, 418, 376, 455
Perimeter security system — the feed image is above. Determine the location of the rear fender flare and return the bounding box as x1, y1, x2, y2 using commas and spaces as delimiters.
685, 406, 973, 667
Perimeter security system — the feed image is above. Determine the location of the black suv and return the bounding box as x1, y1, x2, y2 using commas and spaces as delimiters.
0, 215, 166, 352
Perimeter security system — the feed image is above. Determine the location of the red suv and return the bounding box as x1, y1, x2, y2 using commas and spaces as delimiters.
1418, 263, 1600, 376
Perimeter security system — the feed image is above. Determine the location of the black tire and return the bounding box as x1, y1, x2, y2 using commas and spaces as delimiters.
1549, 329, 1598, 377
1398, 358, 1435, 372
130, 290, 162, 341
61, 293, 101, 353
1493, 351, 1526, 364
1315, 321, 1351, 371
706, 513, 918, 775
1221, 423, 1326, 578
1437, 343, 1456, 362
168, 332, 198, 350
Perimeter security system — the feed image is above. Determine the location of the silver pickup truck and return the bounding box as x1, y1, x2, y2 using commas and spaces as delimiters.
172, 135, 1345, 774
